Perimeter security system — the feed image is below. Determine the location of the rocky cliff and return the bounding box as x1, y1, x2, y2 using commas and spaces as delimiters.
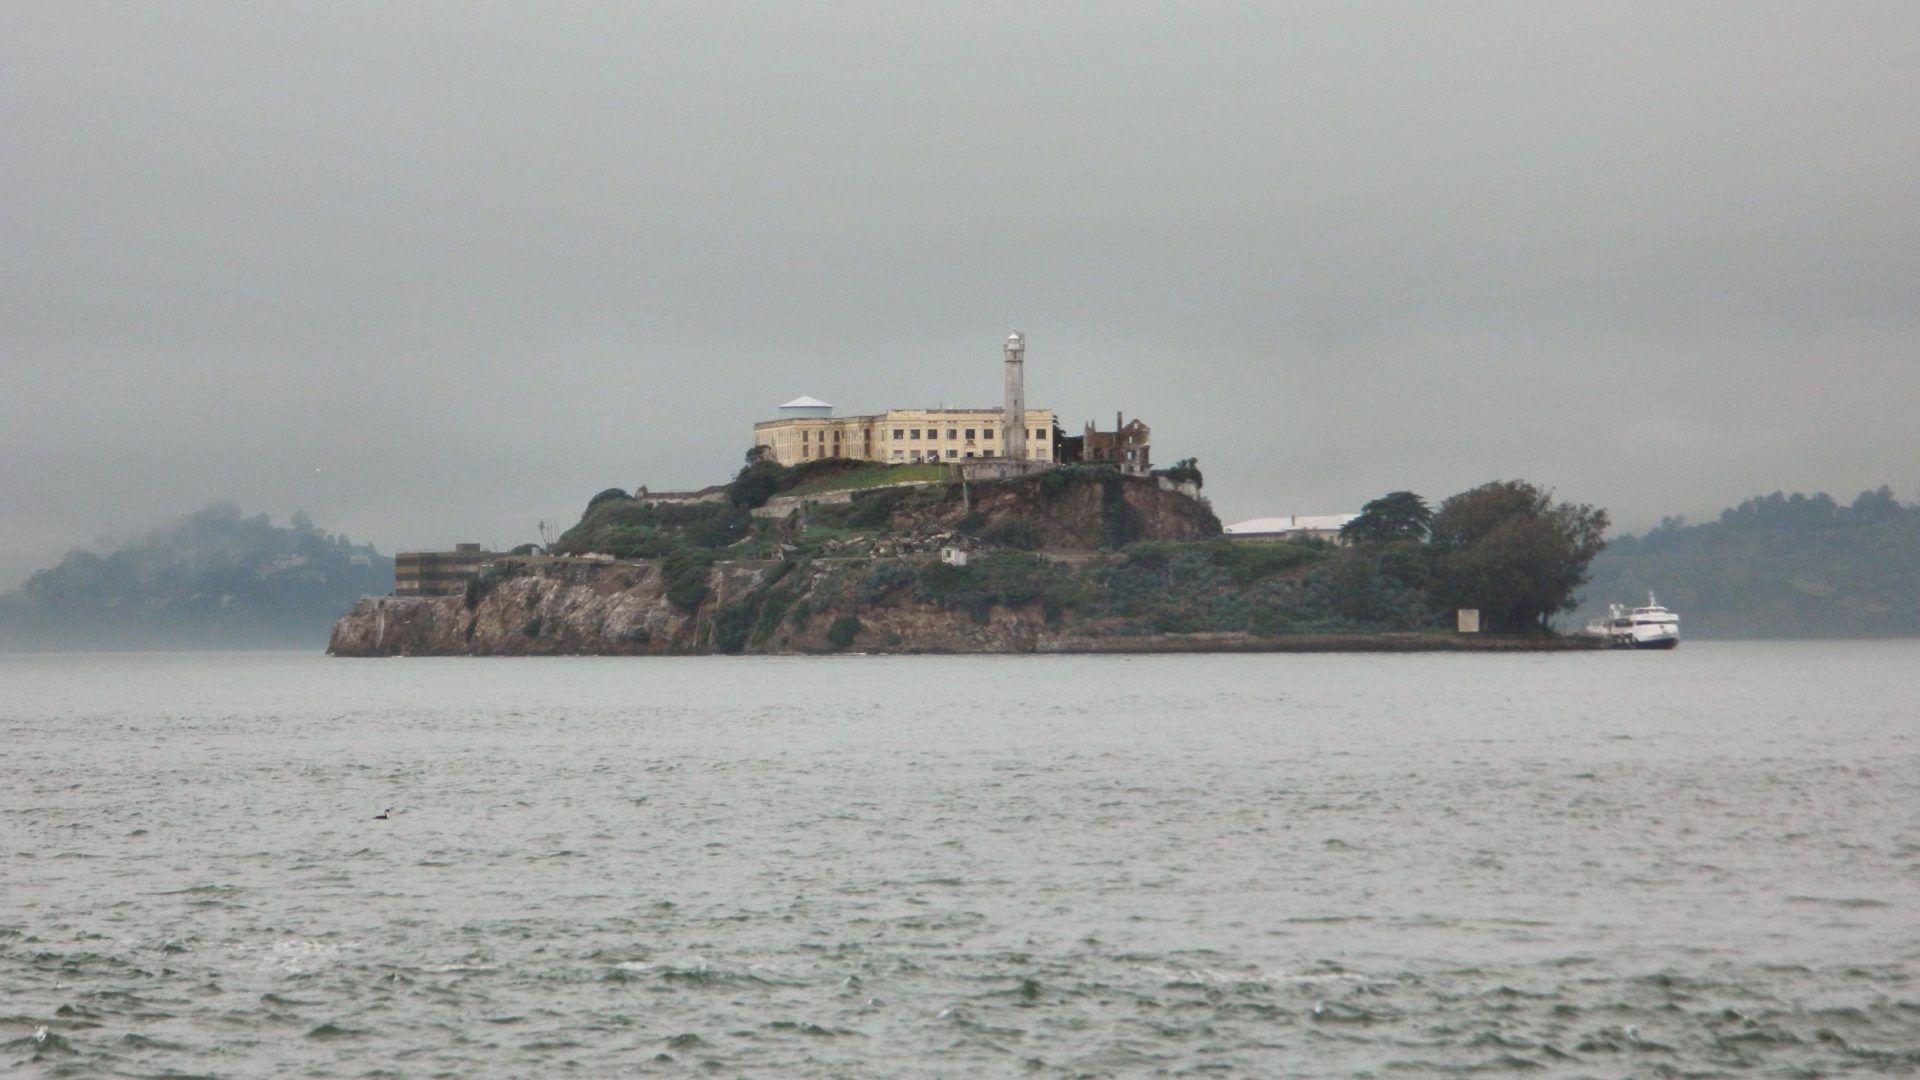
328, 556, 1066, 657
877, 470, 1220, 551
328, 552, 1596, 656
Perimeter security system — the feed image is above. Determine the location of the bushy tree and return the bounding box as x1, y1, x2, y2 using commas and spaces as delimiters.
1341, 491, 1432, 545
729, 457, 785, 509
1153, 458, 1204, 489
1430, 480, 1608, 632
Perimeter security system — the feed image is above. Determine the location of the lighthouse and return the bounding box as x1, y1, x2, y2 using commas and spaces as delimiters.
1002, 331, 1027, 462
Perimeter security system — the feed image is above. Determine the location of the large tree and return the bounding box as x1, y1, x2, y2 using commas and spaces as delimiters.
1341, 490, 1432, 545
1430, 480, 1608, 632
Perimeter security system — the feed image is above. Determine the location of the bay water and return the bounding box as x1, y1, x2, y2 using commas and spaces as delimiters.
3, 644, 1916, 1076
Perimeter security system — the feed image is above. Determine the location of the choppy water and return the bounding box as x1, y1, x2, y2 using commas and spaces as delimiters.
3, 644, 1917, 1077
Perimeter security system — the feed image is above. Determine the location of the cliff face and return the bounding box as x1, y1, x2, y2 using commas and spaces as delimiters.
327, 557, 1066, 657
329, 554, 1597, 656
330, 471, 1239, 657
885, 472, 1220, 551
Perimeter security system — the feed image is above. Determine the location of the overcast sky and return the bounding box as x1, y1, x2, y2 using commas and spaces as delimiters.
3, 2, 1916, 586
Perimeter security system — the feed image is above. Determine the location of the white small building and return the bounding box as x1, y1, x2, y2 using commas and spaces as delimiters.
1225, 514, 1359, 544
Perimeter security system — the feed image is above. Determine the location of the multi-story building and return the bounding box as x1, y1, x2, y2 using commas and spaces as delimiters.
394, 543, 491, 596
750, 334, 1158, 473
753, 404, 1058, 466
756, 334, 1059, 466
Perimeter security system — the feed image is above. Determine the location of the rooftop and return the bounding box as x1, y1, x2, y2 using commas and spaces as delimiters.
1225, 514, 1358, 535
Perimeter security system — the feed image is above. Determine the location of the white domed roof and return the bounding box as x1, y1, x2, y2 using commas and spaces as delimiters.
779, 395, 833, 410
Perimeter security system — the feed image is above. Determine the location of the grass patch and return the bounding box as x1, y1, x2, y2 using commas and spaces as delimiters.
783, 463, 949, 497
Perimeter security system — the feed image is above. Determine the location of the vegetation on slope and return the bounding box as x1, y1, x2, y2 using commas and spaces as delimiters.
0, 503, 392, 650
547, 461, 1604, 644
1580, 486, 1920, 638
782, 462, 949, 497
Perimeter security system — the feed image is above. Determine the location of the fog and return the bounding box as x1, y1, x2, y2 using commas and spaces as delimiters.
4, 2, 1916, 586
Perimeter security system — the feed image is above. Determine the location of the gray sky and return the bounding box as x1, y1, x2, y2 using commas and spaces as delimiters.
4, 2, 1917, 586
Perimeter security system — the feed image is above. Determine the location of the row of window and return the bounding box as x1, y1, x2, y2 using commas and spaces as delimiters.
890, 428, 1047, 442
794, 427, 1049, 444
891, 449, 1049, 461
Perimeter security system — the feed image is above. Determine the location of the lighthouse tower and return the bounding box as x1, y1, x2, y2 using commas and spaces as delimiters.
1002, 331, 1027, 462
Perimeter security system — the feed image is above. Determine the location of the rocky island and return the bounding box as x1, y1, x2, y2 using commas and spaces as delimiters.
329, 459, 1606, 656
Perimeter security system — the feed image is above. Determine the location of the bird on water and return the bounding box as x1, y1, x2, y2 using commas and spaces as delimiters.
373, 805, 392, 820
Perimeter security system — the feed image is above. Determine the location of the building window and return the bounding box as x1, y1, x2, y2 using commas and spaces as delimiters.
964, 428, 975, 439
893, 429, 903, 439
1034, 428, 1046, 440
910, 429, 920, 439
982, 429, 994, 439
891, 450, 903, 461
947, 429, 957, 439
1125, 449, 1136, 460
965, 451, 975, 459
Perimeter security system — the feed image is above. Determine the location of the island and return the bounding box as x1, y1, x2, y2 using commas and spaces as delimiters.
328, 458, 1606, 657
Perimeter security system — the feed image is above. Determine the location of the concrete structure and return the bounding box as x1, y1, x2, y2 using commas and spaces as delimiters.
1002, 331, 1027, 464
394, 543, 491, 596
1224, 515, 1359, 544
1079, 413, 1151, 475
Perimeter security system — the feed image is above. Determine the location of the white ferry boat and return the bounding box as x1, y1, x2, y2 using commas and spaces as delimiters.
1585, 593, 1680, 649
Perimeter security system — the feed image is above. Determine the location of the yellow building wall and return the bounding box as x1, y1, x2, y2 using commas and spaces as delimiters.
754, 409, 1055, 466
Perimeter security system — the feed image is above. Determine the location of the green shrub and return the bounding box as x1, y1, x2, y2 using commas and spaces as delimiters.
588, 487, 632, 508
1151, 458, 1204, 489
844, 489, 905, 528
825, 615, 862, 649
860, 560, 917, 602
916, 561, 975, 603
662, 552, 712, 612
522, 616, 543, 637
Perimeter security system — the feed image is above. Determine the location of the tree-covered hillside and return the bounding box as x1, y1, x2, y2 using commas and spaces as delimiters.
1577, 487, 1919, 638
0, 504, 392, 650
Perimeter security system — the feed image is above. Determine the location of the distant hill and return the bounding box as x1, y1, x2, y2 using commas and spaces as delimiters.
1577, 487, 1919, 638
0, 504, 392, 651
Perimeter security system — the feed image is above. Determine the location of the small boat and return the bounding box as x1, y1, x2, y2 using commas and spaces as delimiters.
1585, 592, 1680, 649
